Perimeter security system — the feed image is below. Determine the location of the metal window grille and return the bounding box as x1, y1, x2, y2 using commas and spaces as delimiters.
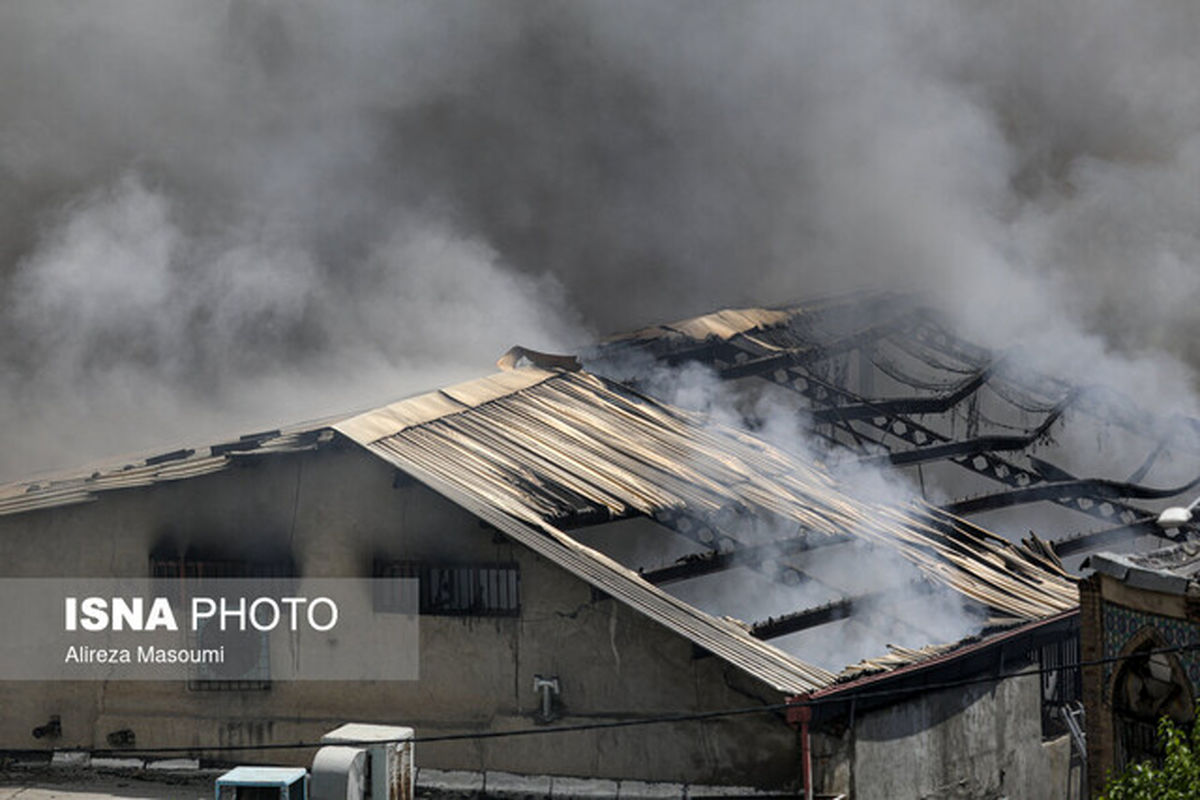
148, 556, 292, 691
376, 561, 520, 617
1117, 715, 1162, 770
150, 558, 293, 579
1036, 632, 1081, 737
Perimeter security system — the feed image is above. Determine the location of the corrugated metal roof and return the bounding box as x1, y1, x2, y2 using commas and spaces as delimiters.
824, 610, 1079, 689
0, 426, 335, 518
337, 368, 1077, 620
604, 307, 796, 346
600, 293, 900, 347
335, 366, 1078, 690
365, 447, 838, 693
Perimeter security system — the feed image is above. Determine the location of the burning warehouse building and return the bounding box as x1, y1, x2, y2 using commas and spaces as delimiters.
1, 292, 1197, 797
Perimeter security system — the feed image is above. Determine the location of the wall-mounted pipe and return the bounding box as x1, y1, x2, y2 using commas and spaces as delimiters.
786, 696, 814, 800
533, 675, 560, 723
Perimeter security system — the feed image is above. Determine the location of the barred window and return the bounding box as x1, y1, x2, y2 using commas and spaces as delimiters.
149, 555, 293, 691
150, 557, 293, 580
1036, 632, 1082, 738
376, 561, 520, 617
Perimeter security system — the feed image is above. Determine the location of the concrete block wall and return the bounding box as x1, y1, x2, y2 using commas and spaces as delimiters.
814, 671, 1071, 800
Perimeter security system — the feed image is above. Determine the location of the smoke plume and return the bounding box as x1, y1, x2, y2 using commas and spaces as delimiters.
2, 2, 1199, 486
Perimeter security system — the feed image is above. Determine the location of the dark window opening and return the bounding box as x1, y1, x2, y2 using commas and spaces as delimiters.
375, 561, 520, 617
1112, 638, 1195, 771
1036, 632, 1082, 738
150, 557, 294, 580
149, 554, 293, 691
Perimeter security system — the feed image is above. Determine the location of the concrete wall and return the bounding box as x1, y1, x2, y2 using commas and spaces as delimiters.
814, 671, 1073, 799
0, 441, 799, 788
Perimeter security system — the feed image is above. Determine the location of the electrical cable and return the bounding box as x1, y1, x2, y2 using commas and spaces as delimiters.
59, 639, 1200, 757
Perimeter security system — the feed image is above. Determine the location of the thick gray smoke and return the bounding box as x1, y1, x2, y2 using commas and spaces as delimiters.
591, 359, 982, 671
3, 0, 1200, 481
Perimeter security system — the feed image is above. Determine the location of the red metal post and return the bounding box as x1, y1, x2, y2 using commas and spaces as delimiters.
787, 695, 814, 800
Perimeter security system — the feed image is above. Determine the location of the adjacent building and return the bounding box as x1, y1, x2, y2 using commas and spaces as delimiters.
1081, 545, 1200, 794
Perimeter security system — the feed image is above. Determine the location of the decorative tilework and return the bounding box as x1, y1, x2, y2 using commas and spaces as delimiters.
1102, 601, 1200, 689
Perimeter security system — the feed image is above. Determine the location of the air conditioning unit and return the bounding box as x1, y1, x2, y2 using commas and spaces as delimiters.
321, 723, 414, 800
215, 766, 308, 800
311, 746, 368, 800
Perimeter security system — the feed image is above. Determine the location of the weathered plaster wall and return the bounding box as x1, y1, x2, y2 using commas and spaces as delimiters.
816, 671, 1071, 799
0, 442, 798, 787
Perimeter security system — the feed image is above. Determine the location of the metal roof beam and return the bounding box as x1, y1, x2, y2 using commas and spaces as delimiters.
807, 363, 998, 423
864, 436, 1045, 468
1051, 523, 1158, 558
639, 532, 855, 585
747, 579, 959, 641
749, 596, 855, 639
943, 473, 1200, 515
757, 366, 1164, 530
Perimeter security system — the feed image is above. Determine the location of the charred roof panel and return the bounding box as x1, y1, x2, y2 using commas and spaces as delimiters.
336, 368, 1077, 623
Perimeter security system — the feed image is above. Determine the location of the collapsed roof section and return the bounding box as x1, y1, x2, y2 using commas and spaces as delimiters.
592, 291, 1200, 559
336, 366, 1075, 622
332, 364, 1076, 689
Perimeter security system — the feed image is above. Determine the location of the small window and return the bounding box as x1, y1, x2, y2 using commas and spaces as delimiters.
376, 561, 520, 617
149, 555, 292, 691
1035, 632, 1081, 739
150, 557, 293, 580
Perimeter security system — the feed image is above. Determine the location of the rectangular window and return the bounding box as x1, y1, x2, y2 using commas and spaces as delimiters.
376, 561, 520, 617
149, 555, 292, 691
150, 557, 293, 580
1036, 632, 1082, 738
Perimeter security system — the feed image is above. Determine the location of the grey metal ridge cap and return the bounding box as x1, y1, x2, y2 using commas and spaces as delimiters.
1124, 568, 1191, 596
1085, 551, 1190, 595
1083, 552, 1130, 581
